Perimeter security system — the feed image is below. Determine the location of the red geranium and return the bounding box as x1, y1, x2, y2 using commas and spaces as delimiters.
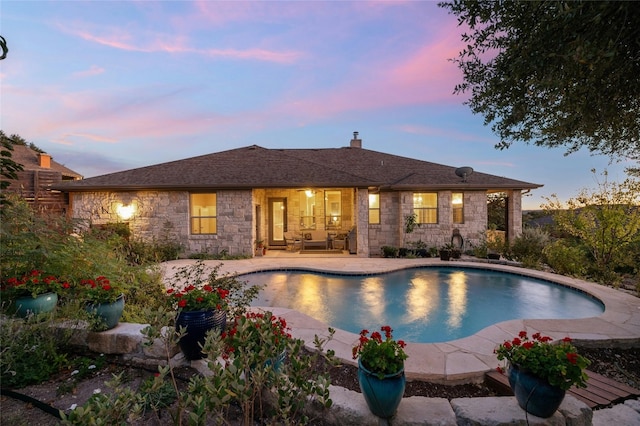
165, 261, 233, 312
495, 330, 590, 390
167, 281, 229, 312
1, 270, 70, 298
80, 275, 122, 304
352, 325, 408, 379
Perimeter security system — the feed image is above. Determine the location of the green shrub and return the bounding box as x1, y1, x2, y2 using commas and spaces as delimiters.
504, 227, 550, 269
0, 313, 72, 388
543, 240, 589, 277
381, 246, 398, 258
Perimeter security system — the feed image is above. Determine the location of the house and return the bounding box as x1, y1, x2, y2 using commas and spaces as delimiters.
6, 144, 83, 213
55, 133, 541, 257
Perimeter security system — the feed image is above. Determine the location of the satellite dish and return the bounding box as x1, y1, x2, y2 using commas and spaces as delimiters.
455, 167, 474, 182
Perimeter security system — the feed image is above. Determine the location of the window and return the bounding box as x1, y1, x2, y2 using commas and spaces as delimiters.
190, 193, 217, 234
413, 192, 438, 224
325, 190, 342, 228
299, 190, 316, 229
452, 192, 464, 224
369, 193, 380, 224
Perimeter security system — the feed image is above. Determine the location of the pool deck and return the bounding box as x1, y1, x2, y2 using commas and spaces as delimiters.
162, 254, 640, 384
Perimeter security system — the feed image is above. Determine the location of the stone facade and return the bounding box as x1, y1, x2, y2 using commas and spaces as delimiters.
70, 187, 521, 258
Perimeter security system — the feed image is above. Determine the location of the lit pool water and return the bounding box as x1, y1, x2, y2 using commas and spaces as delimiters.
243, 267, 604, 343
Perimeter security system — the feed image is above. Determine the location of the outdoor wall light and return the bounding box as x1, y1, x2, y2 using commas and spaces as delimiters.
116, 203, 135, 220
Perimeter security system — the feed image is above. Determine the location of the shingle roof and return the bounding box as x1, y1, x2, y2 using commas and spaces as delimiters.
54, 145, 541, 191
11, 144, 83, 179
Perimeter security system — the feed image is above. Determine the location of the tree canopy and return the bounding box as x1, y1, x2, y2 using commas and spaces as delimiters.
440, 1, 640, 163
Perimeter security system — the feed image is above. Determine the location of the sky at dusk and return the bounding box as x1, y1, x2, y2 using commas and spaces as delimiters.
1, 1, 633, 210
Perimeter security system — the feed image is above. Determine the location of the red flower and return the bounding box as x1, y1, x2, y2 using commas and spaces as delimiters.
522, 341, 534, 349
370, 331, 383, 343
566, 352, 579, 364
178, 299, 187, 308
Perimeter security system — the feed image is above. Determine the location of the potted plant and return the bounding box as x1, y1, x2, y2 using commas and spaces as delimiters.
222, 311, 292, 373
439, 243, 453, 261
495, 330, 590, 418
352, 326, 408, 419
166, 262, 230, 360
255, 239, 266, 256
80, 275, 125, 331
1, 270, 70, 317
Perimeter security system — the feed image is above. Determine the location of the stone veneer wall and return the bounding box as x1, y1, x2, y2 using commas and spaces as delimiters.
71, 190, 255, 256
71, 187, 504, 258
367, 190, 488, 255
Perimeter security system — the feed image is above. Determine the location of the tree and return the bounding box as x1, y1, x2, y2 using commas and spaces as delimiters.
0, 35, 7, 60
0, 131, 24, 210
487, 192, 506, 231
440, 1, 640, 163
542, 170, 640, 285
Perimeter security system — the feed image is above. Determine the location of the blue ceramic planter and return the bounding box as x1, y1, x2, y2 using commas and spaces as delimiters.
358, 358, 405, 419
508, 363, 566, 418
176, 309, 226, 360
14, 292, 58, 317
86, 294, 125, 331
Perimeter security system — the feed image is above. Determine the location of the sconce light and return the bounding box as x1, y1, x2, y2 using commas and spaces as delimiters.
305, 189, 314, 198
452, 194, 463, 205
116, 203, 136, 220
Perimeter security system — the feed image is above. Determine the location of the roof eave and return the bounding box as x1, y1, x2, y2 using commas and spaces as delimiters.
387, 183, 543, 191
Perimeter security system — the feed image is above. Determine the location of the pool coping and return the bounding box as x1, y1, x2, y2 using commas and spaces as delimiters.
162, 257, 640, 384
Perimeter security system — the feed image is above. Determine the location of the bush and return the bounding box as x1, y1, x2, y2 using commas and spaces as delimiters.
381, 246, 398, 258
543, 240, 589, 277
0, 196, 170, 325
504, 227, 550, 268
0, 313, 72, 388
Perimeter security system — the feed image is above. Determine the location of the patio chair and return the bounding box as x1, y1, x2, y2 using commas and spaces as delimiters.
284, 232, 301, 252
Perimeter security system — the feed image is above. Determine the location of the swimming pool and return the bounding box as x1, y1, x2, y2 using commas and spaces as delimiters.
243, 267, 604, 343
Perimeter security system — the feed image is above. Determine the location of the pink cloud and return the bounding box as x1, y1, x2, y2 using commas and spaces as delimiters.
59, 24, 302, 63
268, 22, 468, 120
52, 133, 117, 146
73, 65, 105, 78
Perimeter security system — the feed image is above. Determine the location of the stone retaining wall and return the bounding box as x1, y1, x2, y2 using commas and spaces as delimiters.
74, 322, 596, 426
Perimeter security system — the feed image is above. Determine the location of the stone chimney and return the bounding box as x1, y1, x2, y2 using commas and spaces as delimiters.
39, 153, 51, 168
350, 131, 361, 148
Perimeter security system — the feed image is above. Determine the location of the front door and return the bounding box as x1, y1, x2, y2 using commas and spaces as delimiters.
268, 198, 287, 247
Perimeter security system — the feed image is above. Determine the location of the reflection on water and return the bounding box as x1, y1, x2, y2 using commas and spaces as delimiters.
294, 274, 327, 322
246, 268, 603, 343
446, 271, 468, 329
405, 275, 437, 323
361, 277, 385, 318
